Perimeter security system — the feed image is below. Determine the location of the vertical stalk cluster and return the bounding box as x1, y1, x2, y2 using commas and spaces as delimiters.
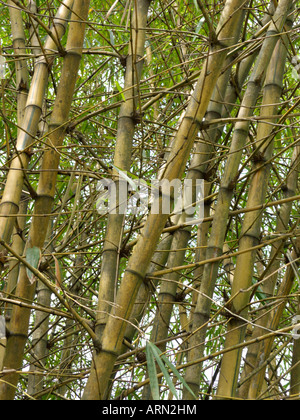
0, 0, 90, 400
95, 0, 152, 342
0, 0, 299, 401
183, 0, 293, 400
0, 1, 73, 254
82, 0, 249, 400
216, 2, 294, 398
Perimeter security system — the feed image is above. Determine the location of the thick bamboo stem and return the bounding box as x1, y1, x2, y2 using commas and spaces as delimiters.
2, 3, 30, 309
142, 228, 191, 399
4, 195, 29, 323
290, 296, 300, 399
27, 223, 54, 396
248, 245, 299, 399
123, 233, 174, 348
238, 144, 300, 398
7, 0, 29, 134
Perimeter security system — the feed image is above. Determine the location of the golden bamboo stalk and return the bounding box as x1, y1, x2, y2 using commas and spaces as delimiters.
4, 195, 29, 323
95, 0, 152, 341
27, 223, 54, 396
0, 0, 89, 400
8, 0, 29, 134
123, 233, 174, 350
2, 3, 31, 307
28, 0, 42, 60
82, 0, 248, 400
184, 0, 293, 400
0, 0, 73, 264
290, 295, 300, 399
248, 243, 299, 399
238, 144, 300, 398
0, 316, 6, 372
142, 228, 191, 399
216, 4, 294, 397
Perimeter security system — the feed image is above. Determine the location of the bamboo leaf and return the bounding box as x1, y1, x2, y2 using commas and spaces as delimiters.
252, 277, 267, 303
147, 341, 179, 400
25, 246, 41, 284
146, 341, 160, 400
160, 353, 197, 400
195, 18, 205, 34
115, 81, 125, 101
108, 30, 115, 46
148, 341, 197, 400
0, 55, 7, 79
111, 165, 137, 191
0, 316, 5, 339
192, 0, 199, 10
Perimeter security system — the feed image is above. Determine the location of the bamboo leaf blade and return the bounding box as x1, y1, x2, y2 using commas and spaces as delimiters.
146, 341, 160, 400
25, 246, 41, 284
146, 341, 179, 400
148, 341, 197, 400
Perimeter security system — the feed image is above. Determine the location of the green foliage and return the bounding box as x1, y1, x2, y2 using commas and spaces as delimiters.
25, 247, 41, 284
146, 341, 196, 400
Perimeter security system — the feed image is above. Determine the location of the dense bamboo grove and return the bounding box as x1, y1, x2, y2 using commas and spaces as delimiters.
0, 0, 299, 400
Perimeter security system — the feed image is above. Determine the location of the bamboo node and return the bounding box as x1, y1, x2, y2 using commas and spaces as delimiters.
120, 246, 131, 258
24, 147, 34, 157
17, 78, 28, 92
251, 151, 267, 163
